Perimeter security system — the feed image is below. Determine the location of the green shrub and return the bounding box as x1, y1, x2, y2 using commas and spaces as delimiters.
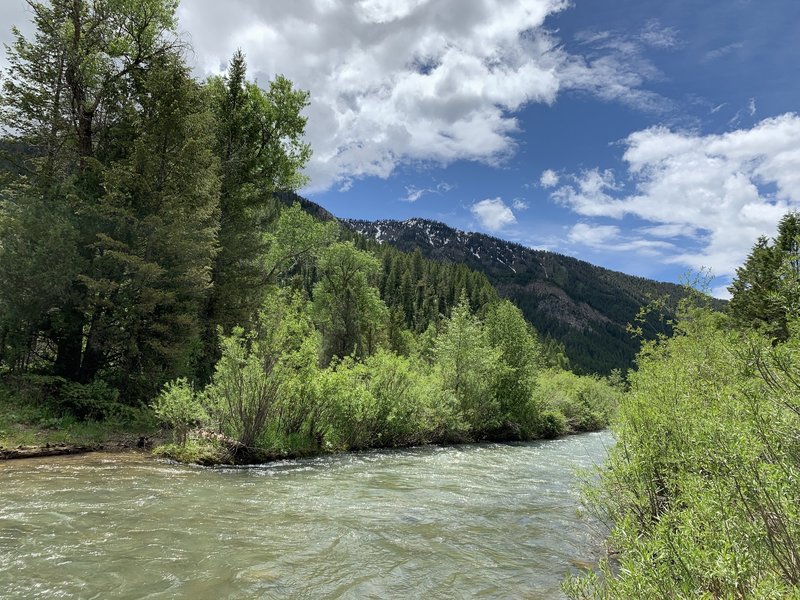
57, 379, 121, 421
151, 378, 206, 445
537, 409, 568, 438
567, 306, 800, 598
533, 370, 618, 433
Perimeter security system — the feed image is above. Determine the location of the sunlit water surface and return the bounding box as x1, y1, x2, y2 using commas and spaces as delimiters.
0, 431, 613, 599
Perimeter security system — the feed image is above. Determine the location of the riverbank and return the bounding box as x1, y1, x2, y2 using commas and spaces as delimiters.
1, 417, 609, 466
0, 386, 161, 460
1, 375, 616, 466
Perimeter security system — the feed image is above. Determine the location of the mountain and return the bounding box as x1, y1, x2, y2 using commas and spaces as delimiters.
342, 217, 694, 374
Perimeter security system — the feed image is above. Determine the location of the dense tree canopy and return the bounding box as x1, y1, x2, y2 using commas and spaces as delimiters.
728, 211, 800, 341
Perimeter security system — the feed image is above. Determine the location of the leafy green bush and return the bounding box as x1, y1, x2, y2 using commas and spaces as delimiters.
537, 409, 568, 438
205, 290, 319, 450
567, 305, 800, 598
315, 351, 464, 450
57, 379, 121, 421
533, 370, 618, 434
151, 378, 206, 445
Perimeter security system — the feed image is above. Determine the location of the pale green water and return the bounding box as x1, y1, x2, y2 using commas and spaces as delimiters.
0, 431, 612, 599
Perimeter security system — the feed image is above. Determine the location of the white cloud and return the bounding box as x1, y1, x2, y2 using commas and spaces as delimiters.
638, 19, 679, 49
540, 169, 559, 188
403, 186, 427, 202
566, 23, 674, 113
568, 222, 620, 246
175, 0, 670, 191
551, 113, 800, 281
512, 198, 529, 210
748, 98, 757, 116
401, 181, 453, 202
471, 197, 517, 231
703, 42, 744, 63
568, 222, 674, 256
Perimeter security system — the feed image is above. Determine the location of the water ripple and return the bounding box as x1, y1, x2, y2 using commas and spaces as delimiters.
0, 431, 612, 599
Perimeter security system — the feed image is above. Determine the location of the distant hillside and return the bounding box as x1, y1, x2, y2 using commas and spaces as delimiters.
342, 217, 696, 374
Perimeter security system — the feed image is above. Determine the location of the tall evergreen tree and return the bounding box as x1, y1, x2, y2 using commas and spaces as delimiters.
0, 0, 219, 397
728, 212, 800, 342
203, 51, 311, 371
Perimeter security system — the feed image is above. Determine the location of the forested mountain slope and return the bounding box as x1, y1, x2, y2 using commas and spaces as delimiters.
341, 216, 698, 374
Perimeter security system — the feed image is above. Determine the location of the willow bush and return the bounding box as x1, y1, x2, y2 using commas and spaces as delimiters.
566, 304, 800, 598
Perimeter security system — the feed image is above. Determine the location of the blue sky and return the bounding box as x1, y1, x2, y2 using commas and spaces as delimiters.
2, 0, 799, 296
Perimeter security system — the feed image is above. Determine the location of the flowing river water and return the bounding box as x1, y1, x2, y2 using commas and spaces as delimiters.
0, 430, 613, 599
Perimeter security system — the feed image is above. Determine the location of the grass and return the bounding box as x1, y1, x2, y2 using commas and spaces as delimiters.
0, 381, 159, 449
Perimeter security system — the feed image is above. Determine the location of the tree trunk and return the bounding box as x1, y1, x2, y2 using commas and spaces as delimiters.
79, 310, 103, 383
54, 304, 84, 380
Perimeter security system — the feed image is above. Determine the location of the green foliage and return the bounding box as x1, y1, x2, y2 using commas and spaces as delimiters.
151, 378, 206, 446
263, 202, 338, 286
317, 351, 460, 451
728, 211, 800, 342
485, 300, 543, 436
534, 370, 618, 434
568, 303, 800, 598
537, 409, 568, 439
203, 52, 312, 372
314, 241, 388, 364
0, 0, 220, 398
0, 377, 156, 448
434, 295, 503, 436
57, 379, 122, 421
205, 290, 318, 450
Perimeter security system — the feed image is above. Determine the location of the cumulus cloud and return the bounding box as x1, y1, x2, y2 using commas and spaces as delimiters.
176, 0, 670, 191
551, 113, 800, 280
512, 198, 529, 210
471, 197, 517, 231
540, 169, 559, 188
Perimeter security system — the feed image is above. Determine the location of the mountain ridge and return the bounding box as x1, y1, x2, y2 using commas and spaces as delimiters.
341, 216, 691, 374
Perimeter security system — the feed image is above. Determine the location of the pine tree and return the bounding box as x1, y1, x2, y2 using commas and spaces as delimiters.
201, 51, 311, 376
0, 0, 219, 398
728, 212, 800, 342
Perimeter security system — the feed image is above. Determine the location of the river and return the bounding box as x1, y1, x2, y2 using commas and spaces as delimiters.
0, 430, 612, 599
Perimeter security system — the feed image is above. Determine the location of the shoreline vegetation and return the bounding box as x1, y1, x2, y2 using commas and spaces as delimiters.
566, 215, 800, 598
0, 359, 619, 465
